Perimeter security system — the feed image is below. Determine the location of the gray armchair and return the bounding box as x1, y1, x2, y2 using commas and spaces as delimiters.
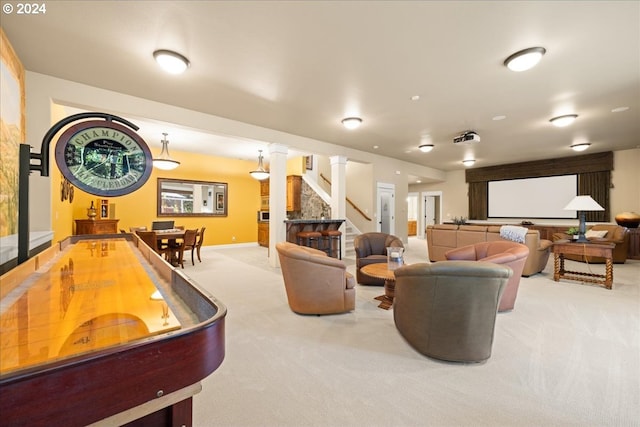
354, 232, 404, 286
393, 261, 512, 363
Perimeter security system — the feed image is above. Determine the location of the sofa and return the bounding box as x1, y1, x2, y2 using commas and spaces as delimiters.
354, 232, 404, 286
393, 261, 512, 363
426, 224, 552, 276
552, 224, 630, 263
444, 241, 529, 312
276, 242, 355, 315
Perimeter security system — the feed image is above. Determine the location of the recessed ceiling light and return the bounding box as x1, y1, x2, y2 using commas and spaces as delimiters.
395, 171, 401, 175
492, 115, 506, 121
416, 180, 422, 183
504, 47, 546, 72
418, 144, 434, 153
410, 95, 420, 101
462, 159, 475, 167
550, 114, 578, 127
153, 50, 190, 74
571, 143, 591, 152
611, 106, 629, 113
373, 145, 379, 149
341, 117, 362, 130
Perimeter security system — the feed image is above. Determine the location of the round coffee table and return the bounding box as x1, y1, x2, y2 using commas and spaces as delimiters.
360, 263, 399, 310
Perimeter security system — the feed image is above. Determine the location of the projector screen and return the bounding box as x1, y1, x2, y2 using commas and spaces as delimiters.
488, 175, 578, 218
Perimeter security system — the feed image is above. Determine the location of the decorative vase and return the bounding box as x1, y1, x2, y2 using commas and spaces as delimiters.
87, 201, 97, 220
615, 212, 640, 228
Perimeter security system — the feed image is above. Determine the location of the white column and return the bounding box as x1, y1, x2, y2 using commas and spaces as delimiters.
269, 144, 288, 268
330, 156, 347, 257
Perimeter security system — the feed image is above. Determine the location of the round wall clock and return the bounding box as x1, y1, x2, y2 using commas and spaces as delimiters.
55, 119, 153, 197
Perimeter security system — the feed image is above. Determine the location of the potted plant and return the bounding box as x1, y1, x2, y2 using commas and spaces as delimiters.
566, 227, 580, 240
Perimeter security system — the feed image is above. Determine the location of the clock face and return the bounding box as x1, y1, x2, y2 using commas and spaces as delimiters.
55, 119, 153, 197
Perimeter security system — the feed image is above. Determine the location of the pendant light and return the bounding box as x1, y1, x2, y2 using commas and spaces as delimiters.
249, 150, 270, 180
153, 133, 180, 170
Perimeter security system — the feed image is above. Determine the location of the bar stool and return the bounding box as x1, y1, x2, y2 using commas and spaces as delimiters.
321, 229, 342, 259
297, 231, 322, 249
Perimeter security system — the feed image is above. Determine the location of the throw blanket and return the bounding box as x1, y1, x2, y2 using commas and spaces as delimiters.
500, 225, 528, 243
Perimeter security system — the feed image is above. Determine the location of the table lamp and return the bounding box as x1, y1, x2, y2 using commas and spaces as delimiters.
563, 195, 604, 243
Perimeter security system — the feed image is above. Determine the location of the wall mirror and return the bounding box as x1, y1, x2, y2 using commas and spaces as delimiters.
157, 178, 227, 217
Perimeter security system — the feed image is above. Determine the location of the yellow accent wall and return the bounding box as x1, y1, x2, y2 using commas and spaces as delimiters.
52, 148, 260, 246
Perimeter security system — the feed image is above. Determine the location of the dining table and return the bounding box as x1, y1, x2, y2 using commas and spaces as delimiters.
154, 228, 186, 266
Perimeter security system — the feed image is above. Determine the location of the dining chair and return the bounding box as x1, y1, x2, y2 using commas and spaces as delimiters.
177, 229, 199, 268
136, 231, 171, 260
195, 227, 206, 263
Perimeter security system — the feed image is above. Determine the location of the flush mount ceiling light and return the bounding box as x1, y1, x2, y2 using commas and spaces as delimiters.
550, 114, 578, 127
153, 49, 190, 74
571, 143, 591, 152
341, 117, 362, 130
418, 144, 434, 153
249, 150, 270, 181
462, 159, 475, 167
153, 133, 181, 170
504, 47, 546, 72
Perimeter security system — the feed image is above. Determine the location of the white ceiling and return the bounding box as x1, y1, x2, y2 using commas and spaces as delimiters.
3, 1, 639, 181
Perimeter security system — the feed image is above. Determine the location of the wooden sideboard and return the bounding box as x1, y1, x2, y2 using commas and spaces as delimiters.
75, 219, 119, 235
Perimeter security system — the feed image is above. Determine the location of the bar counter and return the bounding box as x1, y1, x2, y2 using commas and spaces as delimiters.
284, 219, 345, 244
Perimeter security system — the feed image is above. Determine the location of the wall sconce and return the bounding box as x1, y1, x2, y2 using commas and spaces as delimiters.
249, 150, 270, 181
153, 133, 180, 170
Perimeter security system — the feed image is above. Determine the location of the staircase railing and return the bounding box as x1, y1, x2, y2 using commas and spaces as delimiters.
320, 173, 372, 221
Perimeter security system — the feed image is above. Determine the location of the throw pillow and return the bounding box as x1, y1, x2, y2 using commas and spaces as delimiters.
585, 229, 608, 239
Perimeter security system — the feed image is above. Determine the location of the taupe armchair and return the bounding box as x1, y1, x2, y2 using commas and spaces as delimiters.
354, 232, 404, 286
276, 242, 355, 315
445, 241, 529, 312
393, 261, 512, 363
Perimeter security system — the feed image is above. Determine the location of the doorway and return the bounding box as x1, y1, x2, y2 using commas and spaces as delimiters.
376, 183, 395, 235
421, 191, 442, 238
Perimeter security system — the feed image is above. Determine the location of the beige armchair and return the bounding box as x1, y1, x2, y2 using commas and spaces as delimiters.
445, 241, 529, 312
354, 232, 404, 286
393, 261, 512, 363
276, 242, 355, 315
552, 224, 630, 263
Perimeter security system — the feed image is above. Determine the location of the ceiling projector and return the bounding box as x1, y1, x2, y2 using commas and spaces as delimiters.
453, 131, 480, 144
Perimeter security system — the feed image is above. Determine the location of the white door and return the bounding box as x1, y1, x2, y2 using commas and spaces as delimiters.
421, 191, 442, 238
377, 183, 395, 235
425, 196, 436, 226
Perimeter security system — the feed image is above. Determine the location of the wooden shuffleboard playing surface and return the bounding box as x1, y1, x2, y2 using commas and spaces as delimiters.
0, 237, 181, 374
0, 234, 226, 426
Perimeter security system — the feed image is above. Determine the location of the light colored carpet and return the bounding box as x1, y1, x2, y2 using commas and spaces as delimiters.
179, 238, 640, 427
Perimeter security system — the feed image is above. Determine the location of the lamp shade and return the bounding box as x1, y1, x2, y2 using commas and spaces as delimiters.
563, 195, 604, 212
250, 150, 269, 180
153, 133, 180, 170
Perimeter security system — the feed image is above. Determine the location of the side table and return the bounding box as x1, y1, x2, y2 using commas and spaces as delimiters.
552, 240, 615, 289
360, 263, 399, 309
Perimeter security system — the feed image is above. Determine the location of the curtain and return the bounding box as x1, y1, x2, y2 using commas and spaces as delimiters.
579, 171, 610, 222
